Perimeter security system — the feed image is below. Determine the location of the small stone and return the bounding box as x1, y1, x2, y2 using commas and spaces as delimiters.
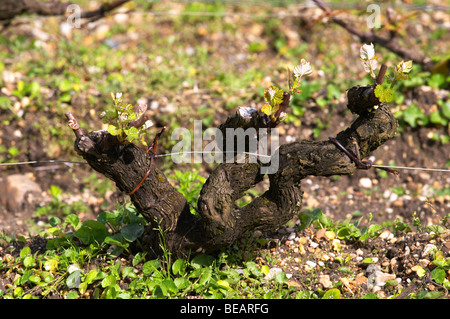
0, 174, 42, 212
21, 96, 30, 108
264, 267, 282, 281
114, 13, 129, 24
379, 230, 393, 240
310, 241, 319, 248
95, 24, 110, 40
287, 232, 296, 241
366, 264, 381, 274
319, 275, 332, 288
418, 259, 430, 268
315, 228, 327, 240
359, 178, 372, 189
354, 273, 367, 285
367, 270, 396, 288
67, 264, 80, 274
392, 200, 404, 207
60, 22, 73, 38
372, 285, 382, 293
423, 244, 437, 255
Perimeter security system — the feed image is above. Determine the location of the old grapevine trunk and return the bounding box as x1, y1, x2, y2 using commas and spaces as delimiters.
0, 0, 130, 27
66, 84, 397, 257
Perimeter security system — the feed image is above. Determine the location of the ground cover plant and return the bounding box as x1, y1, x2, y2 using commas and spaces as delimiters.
0, 1, 449, 300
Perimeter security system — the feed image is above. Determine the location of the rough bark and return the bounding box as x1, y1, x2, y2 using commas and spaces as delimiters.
0, 0, 130, 27
0, 0, 69, 22
66, 84, 397, 258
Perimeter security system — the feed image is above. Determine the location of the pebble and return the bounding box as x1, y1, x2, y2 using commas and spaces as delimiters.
418, 259, 430, 268
95, 24, 110, 40
0, 174, 42, 212
287, 232, 296, 241
310, 241, 319, 248
379, 230, 394, 240
263, 267, 283, 281
319, 275, 332, 288
367, 270, 396, 289
60, 22, 73, 38
366, 264, 381, 274
359, 178, 372, 189
67, 264, 81, 274
423, 244, 437, 255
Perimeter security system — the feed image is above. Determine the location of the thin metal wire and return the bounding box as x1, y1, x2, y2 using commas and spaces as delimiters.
154, 151, 272, 159
0, 155, 449, 173
0, 160, 88, 166
372, 164, 450, 173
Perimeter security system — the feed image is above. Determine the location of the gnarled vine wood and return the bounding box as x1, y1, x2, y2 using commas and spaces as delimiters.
66, 84, 398, 257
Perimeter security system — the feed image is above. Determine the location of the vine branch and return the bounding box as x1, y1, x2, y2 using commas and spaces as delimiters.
312, 0, 434, 71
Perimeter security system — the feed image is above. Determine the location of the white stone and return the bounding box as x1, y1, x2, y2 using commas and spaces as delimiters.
288, 232, 296, 241
263, 267, 282, 281
67, 264, 80, 274
310, 241, 319, 248
423, 244, 437, 255
359, 178, 372, 189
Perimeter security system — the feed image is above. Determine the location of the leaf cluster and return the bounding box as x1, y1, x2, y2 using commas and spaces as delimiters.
169, 170, 206, 216
100, 93, 150, 145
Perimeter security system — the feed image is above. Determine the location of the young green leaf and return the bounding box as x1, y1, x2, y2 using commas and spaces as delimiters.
172, 259, 187, 276
374, 85, 393, 103
121, 223, 144, 242
430, 268, 446, 284
67, 270, 82, 289
143, 259, 161, 276
74, 220, 109, 245
323, 288, 341, 299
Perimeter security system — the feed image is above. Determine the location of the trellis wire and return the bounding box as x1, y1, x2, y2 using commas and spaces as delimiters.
0, 153, 449, 173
